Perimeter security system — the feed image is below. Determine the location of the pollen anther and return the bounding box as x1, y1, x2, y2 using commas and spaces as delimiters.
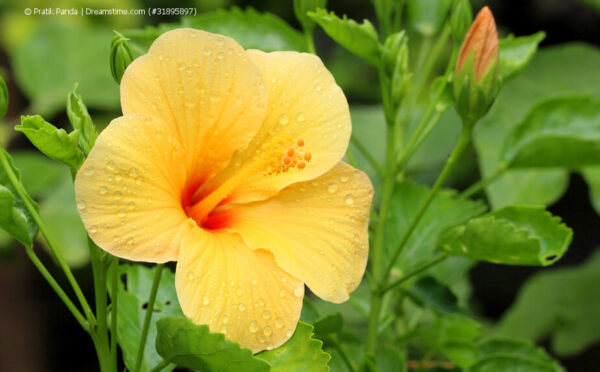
259, 136, 312, 176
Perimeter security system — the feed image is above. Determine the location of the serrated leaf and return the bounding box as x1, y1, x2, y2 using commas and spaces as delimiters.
385, 180, 487, 284
12, 21, 119, 116
474, 44, 600, 208
294, 0, 327, 31
467, 338, 564, 372
112, 265, 183, 372
502, 96, 600, 169
495, 250, 600, 356
156, 317, 270, 372
16, 115, 83, 168
309, 9, 381, 66
312, 313, 343, 338
256, 322, 330, 372
181, 7, 306, 52
499, 32, 546, 80
440, 205, 572, 266
0, 148, 39, 246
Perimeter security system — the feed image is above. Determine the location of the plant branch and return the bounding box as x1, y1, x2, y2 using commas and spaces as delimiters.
460, 164, 507, 200
350, 135, 385, 177
380, 255, 447, 293
134, 264, 164, 372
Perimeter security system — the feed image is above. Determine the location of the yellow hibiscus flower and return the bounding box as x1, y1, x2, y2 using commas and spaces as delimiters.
74, 28, 373, 353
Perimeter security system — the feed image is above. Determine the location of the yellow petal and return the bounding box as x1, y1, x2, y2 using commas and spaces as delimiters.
229, 162, 373, 303
74, 114, 192, 262
120, 28, 267, 181
221, 50, 351, 204
176, 229, 303, 353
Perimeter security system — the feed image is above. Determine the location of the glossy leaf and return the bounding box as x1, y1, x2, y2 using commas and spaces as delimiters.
440, 205, 572, 266
294, 0, 327, 32
12, 21, 119, 116
256, 322, 330, 372
495, 250, 600, 356
16, 115, 83, 168
182, 7, 306, 52
0, 148, 39, 246
474, 44, 600, 208
309, 8, 381, 66
467, 338, 564, 372
499, 32, 546, 80
156, 317, 270, 372
502, 96, 600, 168
385, 180, 487, 284
113, 265, 183, 372
67, 85, 97, 156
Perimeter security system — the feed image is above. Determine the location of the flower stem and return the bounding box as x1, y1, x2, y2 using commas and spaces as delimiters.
460, 164, 507, 200
110, 256, 120, 371
383, 125, 473, 283
149, 359, 170, 372
351, 135, 385, 177
331, 335, 358, 372
380, 255, 447, 293
134, 264, 164, 372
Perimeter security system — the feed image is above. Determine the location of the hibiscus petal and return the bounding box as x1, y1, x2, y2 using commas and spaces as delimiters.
176, 229, 303, 353
223, 50, 351, 204
120, 28, 267, 181
229, 162, 373, 303
74, 114, 193, 262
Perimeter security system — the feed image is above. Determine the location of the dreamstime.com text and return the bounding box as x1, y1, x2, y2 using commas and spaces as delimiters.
23, 7, 198, 17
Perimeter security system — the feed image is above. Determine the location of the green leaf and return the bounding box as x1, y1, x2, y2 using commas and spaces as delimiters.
12, 21, 119, 116
0, 74, 8, 119
407, 0, 453, 36
581, 167, 600, 215
156, 317, 270, 372
16, 115, 83, 168
181, 7, 306, 52
495, 249, 600, 356
294, 0, 327, 32
410, 276, 460, 314
11, 151, 65, 199
502, 96, 600, 168
377, 345, 406, 372
114, 265, 183, 372
67, 85, 97, 156
440, 205, 572, 266
39, 177, 89, 267
309, 8, 381, 66
0, 148, 39, 246
498, 32, 546, 80
474, 43, 600, 208
385, 180, 487, 284
467, 338, 564, 372
312, 313, 343, 338
256, 322, 330, 372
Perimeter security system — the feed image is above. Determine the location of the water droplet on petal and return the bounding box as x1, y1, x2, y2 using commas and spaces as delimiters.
294, 286, 303, 298
89, 225, 98, 234
340, 173, 349, 183
286, 329, 293, 337
238, 303, 246, 312
83, 167, 95, 176
344, 194, 355, 205
77, 201, 86, 210
275, 317, 284, 328
249, 321, 259, 333
279, 114, 289, 125
203, 295, 210, 306
263, 326, 272, 336
187, 271, 195, 281
99, 186, 108, 195
126, 237, 134, 246
328, 183, 338, 193
262, 310, 271, 320
279, 289, 286, 298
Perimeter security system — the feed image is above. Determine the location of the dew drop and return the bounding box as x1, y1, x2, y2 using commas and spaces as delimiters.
222, 315, 229, 324
220, 325, 227, 334
328, 183, 338, 194
187, 271, 195, 281
251, 279, 257, 286
77, 201, 86, 210
238, 303, 246, 312
128, 168, 137, 177
286, 329, 293, 337
126, 237, 134, 246
204, 46, 213, 56
249, 321, 259, 333
99, 186, 108, 195
340, 173, 349, 183
203, 295, 210, 306
89, 225, 98, 234
128, 201, 136, 210
83, 166, 95, 176
262, 310, 271, 320
275, 317, 284, 328
178, 62, 186, 71
217, 51, 225, 60
297, 113, 305, 122
344, 194, 355, 205
135, 177, 142, 186
210, 91, 220, 100
278, 114, 289, 125
279, 289, 286, 298
118, 209, 126, 218
294, 286, 303, 298
263, 326, 272, 336
115, 174, 122, 183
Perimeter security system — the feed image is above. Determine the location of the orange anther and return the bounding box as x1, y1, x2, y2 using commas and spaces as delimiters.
304, 152, 312, 161
297, 161, 306, 169
282, 156, 291, 165
287, 148, 295, 157
297, 139, 304, 147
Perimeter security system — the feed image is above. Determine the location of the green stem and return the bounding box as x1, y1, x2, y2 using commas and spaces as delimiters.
381, 255, 447, 293
350, 135, 385, 177
149, 359, 170, 372
373, 0, 392, 38
24, 244, 90, 332
0, 151, 95, 324
93, 251, 110, 372
134, 264, 164, 372
461, 164, 507, 200
346, 146, 358, 168
110, 256, 120, 371
304, 31, 316, 54
382, 125, 473, 282
331, 336, 358, 372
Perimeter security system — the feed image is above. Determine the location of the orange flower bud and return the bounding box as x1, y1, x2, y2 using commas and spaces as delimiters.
456, 6, 498, 81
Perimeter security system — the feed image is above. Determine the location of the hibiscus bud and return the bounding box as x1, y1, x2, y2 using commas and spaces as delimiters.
450, 0, 473, 43
383, 31, 407, 75
453, 6, 500, 126
0, 75, 8, 119
110, 31, 134, 84
391, 38, 410, 105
